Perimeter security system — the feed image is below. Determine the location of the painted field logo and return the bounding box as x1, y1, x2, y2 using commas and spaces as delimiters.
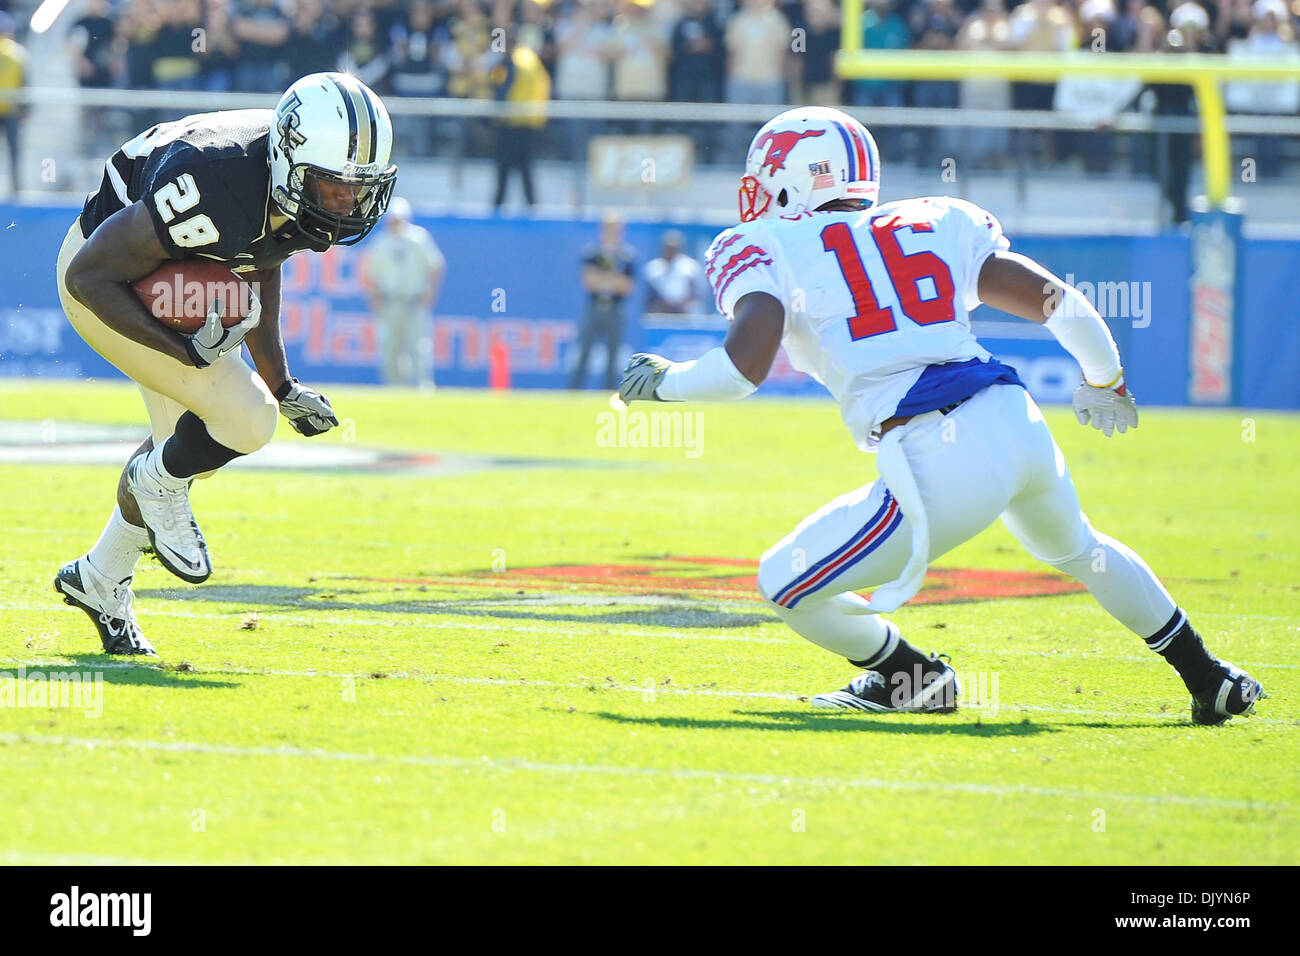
366, 556, 1083, 606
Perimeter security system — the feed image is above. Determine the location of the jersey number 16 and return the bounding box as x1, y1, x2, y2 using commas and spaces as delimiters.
821, 216, 955, 340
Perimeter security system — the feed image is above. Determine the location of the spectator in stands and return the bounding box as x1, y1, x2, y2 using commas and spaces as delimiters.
490, 27, 550, 210
956, 0, 1013, 168
852, 0, 910, 110
725, 0, 792, 155
0, 11, 24, 195
1151, 4, 1208, 225
199, 0, 241, 93
360, 197, 446, 390
724, 0, 791, 106
389, 0, 448, 155
1063, 0, 1123, 172
852, 0, 910, 159
444, 0, 494, 99
369, 0, 406, 41
1009, 0, 1076, 163
1133, 3, 1168, 51
554, 0, 612, 161
644, 230, 705, 314
1111, 0, 1146, 51
609, 0, 669, 105
338, 6, 390, 91
68, 0, 119, 148
794, 0, 841, 107
151, 0, 204, 91
1123, 3, 1165, 174
910, 0, 963, 161
1168, 0, 1216, 51
232, 0, 291, 92
554, 0, 613, 101
1218, 0, 1257, 44
571, 212, 636, 391
1225, 0, 1299, 176
517, 0, 558, 79
287, 0, 344, 85
120, 0, 162, 92
69, 0, 118, 89
671, 0, 725, 104
650, 0, 686, 40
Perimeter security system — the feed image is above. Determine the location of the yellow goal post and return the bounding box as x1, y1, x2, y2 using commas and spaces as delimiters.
836, 15, 1300, 209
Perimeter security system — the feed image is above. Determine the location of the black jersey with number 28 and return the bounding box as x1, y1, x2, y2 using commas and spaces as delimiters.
79, 109, 327, 270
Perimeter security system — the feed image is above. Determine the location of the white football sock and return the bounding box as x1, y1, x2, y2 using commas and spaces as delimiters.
141, 441, 188, 491
768, 590, 895, 662
1048, 530, 1178, 638
86, 505, 150, 583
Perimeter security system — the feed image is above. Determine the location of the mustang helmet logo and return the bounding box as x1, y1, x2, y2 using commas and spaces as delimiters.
752, 128, 826, 175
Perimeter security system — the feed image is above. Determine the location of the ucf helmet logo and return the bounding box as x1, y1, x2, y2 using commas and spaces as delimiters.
753, 128, 826, 176
276, 92, 308, 154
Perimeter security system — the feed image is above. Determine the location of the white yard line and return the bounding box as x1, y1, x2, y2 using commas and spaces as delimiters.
1, 730, 1291, 812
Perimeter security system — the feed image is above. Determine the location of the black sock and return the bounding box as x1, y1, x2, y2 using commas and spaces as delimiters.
850, 624, 930, 676
1146, 608, 1218, 692
161, 412, 243, 479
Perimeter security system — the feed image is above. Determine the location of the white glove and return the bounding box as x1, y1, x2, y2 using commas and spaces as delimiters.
618, 353, 673, 403
1073, 378, 1138, 437
275, 379, 339, 437
186, 294, 262, 368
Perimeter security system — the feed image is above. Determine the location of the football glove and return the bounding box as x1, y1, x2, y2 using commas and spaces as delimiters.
618, 353, 673, 403
275, 379, 339, 437
186, 296, 261, 369
1073, 378, 1138, 437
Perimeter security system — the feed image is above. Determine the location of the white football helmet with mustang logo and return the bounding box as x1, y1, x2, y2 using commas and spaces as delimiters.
270, 72, 398, 245
738, 106, 881, 222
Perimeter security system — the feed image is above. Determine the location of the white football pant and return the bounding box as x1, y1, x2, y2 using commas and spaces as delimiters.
756, 383, 1177, 661
56, 220, 279, 456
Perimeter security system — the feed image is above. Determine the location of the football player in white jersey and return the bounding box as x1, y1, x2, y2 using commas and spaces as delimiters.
618, 106, 1263, 726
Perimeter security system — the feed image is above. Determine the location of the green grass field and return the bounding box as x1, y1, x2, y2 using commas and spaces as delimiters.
0, 380, 1295, 864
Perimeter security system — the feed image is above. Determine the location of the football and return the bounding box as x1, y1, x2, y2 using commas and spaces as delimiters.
131, 260, 255, 334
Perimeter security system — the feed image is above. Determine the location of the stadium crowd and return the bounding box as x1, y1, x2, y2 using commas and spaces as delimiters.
0, 0, 1283, 214
62, 0, 1300, 106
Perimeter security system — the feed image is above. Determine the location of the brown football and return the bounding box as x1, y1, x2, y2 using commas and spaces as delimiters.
132, 260, 255, 334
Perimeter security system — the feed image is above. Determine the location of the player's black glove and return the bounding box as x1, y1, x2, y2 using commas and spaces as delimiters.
275, 379, 339, 437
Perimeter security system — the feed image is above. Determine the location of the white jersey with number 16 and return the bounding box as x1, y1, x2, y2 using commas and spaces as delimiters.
703, 195, 1011, 450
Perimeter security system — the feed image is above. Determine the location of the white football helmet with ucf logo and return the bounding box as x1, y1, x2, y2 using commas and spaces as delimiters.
270, 72, 398, 245
738, 106, 881, 223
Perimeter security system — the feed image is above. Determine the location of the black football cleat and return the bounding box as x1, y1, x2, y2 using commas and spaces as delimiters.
812, 654, 959, 713
53, 558, 157, 657
1190, 661, 1263, 726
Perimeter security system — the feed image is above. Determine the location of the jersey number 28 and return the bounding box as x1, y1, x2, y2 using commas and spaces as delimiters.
821, 216, 955, 340
154, 173, 220, 249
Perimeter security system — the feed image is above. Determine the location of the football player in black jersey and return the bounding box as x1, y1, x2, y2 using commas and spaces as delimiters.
53, 72, 397, 655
